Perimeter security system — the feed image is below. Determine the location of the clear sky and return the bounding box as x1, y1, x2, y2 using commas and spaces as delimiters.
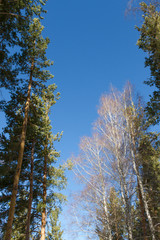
0, 0, 155, 239
44, 0, 152, 155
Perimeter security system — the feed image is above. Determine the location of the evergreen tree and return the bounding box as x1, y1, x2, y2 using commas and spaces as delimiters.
1, 2, 56, 237
0, 0, 47, 91
4, 21, 53, 240
46, 207, 63, 240
136, 2, 160, 125
0, 85, 67, 239
37, 85, 66, 240
108, 188, 125, 240
96, 188, 125, 240
138, 133, 160, 239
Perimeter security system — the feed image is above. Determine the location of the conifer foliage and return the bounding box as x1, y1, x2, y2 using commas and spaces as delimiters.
136, 2, 160, 125
0, 1, 66, 239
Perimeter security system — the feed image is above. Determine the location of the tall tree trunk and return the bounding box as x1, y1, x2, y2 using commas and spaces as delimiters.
114, 205, 119, 240
25, 140, 35, 240
40, 149, 47, 240
124, 95, 156, 240
137, 181, 147, 240
117, 157, 133, 240
103, 194, 112, 240
119, 178, 133, 240
131, 153, 156, 240
98, 159, 112, 240
128, 112, 156, 240
5, 60, 34, 240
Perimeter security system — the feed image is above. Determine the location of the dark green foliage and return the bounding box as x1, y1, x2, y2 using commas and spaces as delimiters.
138, 134, 160, 238
1, 0, 30, 90
0, 0, 50, 91
136, 2, 160, 125
0, 85, 66, 239
0, 1, 66, 239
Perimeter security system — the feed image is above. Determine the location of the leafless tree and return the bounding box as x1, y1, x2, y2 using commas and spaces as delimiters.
95, 86, 136, 240
72, 133, 113, 240
71, 84, 156, 240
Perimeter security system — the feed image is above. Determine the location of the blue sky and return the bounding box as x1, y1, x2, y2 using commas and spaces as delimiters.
0, 0, 155, 239
43, 0, 152, 158
40, 1, 153, 238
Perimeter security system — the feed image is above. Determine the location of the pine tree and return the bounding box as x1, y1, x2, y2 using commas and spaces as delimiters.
136, 2, 160, 125
108, 188, 125, 240
96, 188, 125, 240
46, 208, 63, 240
138, 133, 160, 239
36, 85, 66, 240
0, 0, 47, 91
0, 85, 67, 239
2, 2, 55, 237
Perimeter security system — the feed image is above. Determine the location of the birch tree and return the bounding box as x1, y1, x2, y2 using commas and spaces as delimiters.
122, 87, 157, 240
71, 84, 159, 239
72, 133, 113, 240
95, 87, 136, 240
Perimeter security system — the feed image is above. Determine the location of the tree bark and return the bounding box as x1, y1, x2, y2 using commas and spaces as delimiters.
132, 153, 156, 240
127, 100, 156, 240
103, 194, 112, 240
5, 60, 34, 240
137, 181, 147, 240
25, 140, 35, 240
98, 158, 112, 240
114, 203, 120, 240
40, 149, 47, 240
117, 157, 133, 240
120, 178, 133, 240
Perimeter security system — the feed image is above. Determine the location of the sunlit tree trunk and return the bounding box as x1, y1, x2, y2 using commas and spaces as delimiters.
40, 148, 47, 240
5, 60, 34, 240
99, 164, 112, 240
137, 181, 147, 240
117, 162, 133, 240
124, 92, 156, 240
96, 88, 134, 240
25, 140, 35, 240
132, 151, 156, 240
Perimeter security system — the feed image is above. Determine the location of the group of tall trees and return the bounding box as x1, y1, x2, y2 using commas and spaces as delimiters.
0, 1, 66, 239
0, 0, 160, 240
71, 2, 160, 240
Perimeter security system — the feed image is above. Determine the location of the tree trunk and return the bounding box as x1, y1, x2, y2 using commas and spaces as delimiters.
114, 206, 119, 240
103, 195, 112, 240
124, 96, 156, 240
5, 60, 34, 240
132, 154, 156, 240
117, 157, 133, 240
98, 159, 112, 240
25, 140, 35, 240
120, 179, 133, 240
137, 181, 147, 240
40, 150, 47, 240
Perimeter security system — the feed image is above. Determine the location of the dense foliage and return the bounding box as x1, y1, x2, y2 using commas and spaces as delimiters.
136, 2, 160, 125
0, 1, 67, 239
